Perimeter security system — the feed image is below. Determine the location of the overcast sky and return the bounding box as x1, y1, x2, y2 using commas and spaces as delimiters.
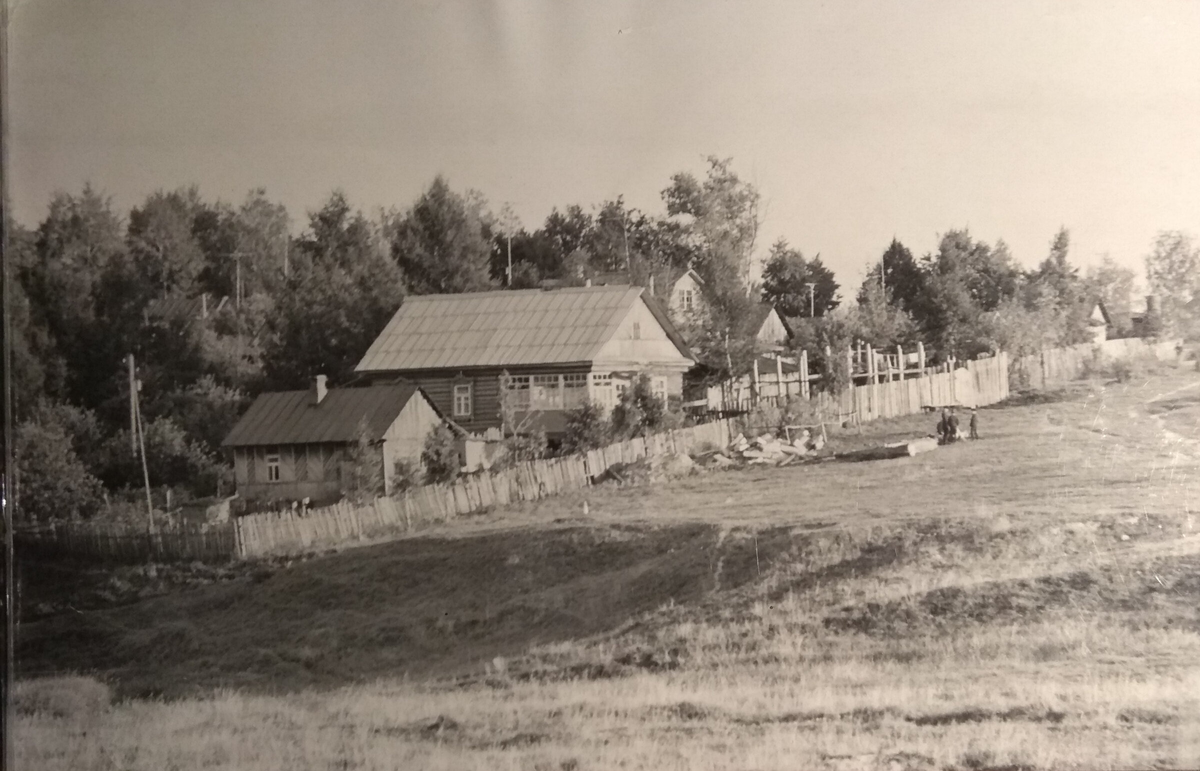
9, 0, 1200, 288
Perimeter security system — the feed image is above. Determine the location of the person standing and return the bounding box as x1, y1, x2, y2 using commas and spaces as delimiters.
969, 408, 979, 439
946, 407, 960, 443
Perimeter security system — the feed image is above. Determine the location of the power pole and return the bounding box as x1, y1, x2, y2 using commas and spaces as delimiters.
809, 284, 816, 317
128, 354, 155, 533
506, 232, 513, 287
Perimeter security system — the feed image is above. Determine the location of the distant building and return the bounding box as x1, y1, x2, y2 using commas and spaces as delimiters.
222, 379, 443, 504
1088, 301, 1111, 344
354, 286, 696, 437
749, 302, 793, 350
588, 266, 706, 319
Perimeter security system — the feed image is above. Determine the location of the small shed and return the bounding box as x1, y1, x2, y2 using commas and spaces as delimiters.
222, 378, 443, 503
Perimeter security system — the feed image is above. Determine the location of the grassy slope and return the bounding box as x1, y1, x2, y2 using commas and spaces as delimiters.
16, 370, 1200, 770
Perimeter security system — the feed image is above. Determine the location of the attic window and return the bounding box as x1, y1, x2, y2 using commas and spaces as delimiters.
632, 322, 641, 340
681, 289, 694, 312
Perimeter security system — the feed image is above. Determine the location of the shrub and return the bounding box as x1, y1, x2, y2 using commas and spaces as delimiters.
611, 374, 667, 439
421, 424, 461, 483
561, 401, 611, 454
390, 459, 423, 495
14, 421, 105, 523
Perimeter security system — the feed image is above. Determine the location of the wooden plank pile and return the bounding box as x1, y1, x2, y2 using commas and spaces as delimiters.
704, 429, 826, 467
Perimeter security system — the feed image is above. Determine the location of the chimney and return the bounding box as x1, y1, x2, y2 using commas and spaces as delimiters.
649, 274, 656, 296
311, 375, 328, 405
1145, 295, 1158, 315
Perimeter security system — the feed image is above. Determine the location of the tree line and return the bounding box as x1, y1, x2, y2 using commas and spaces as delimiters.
9, 154, 1195, 522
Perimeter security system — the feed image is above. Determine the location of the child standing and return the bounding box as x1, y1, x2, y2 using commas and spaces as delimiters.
969, 408, 979, 439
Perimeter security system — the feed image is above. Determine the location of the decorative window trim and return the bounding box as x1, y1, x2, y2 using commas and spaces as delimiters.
453, 381, 474, 418
266, 450, 281, 483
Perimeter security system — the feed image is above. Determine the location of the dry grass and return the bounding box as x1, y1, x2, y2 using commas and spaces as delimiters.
16, 369, 1200, 770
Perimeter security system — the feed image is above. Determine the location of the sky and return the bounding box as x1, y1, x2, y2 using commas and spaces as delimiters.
9, 0, 1200, 290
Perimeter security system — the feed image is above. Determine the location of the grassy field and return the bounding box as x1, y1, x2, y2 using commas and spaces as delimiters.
16, 368, 1200, 770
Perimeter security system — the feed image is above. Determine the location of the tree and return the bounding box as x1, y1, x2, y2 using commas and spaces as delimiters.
761, 238, 840, 318
850, 282, 920, 350
1086, 255, 1136, 330
610, 374, 667, 439
1145, 231, 1200, 336
543, 205, 593, 268
858, 239, 928, 316
561, 402, 611, 454
391, 176, 496, 295
14, 421, 105, 523
23, 185, 136, 410
421, 424, 460, 483
262, 191, 404, 389
786, 314, 855, 395
662, 156, 761, 297
98, 416, 224, 498
1022, 228, 1091, 344
127, 187, 208, 296
342, 418, 384, 504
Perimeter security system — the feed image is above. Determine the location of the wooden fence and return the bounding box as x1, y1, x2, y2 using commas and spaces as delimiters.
22, 338, 1176, 563
232, 419, 733, 558
16, 520, 236, 564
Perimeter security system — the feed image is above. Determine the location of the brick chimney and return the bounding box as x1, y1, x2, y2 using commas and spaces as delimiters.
311, 374, 328, 405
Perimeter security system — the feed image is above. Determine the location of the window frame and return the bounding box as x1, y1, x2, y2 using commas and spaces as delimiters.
452, 382, 474, 418
265, 450, 281, 483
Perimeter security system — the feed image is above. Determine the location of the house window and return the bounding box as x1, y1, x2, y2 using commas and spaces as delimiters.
632, 322, 641, 340
681, 289, 694, 312
652, 376, 668, 404
453, 383, 473, 418
504, 375, 530, 411
590, 373, 615, 409
532, 374, 562, 410
563, 373, 588, 408
266, 451, 281, 482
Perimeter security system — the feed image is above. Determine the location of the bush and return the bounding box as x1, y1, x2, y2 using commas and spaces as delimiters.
421, 424, 461, 484
390, 459, 423, 495
611, 374, 667, 439
15, 421, 105, 523
561, 401, 611, 454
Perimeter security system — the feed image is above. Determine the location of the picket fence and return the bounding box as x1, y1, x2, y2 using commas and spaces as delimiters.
232, 419, 732, 558
22, 337, 1179, 563
1010, 337, 1181, 391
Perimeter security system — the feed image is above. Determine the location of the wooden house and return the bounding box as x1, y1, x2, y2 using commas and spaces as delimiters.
222, 378, 443, 503
354, 285, 696, 437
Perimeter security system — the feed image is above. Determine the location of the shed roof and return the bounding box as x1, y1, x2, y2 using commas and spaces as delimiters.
355, 286, 693, 372
222, 384, 431, 447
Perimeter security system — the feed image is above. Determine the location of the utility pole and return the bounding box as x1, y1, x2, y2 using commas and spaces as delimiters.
809, 284, 816, 317
506, 231, 513, 287
128, 354, 155, 533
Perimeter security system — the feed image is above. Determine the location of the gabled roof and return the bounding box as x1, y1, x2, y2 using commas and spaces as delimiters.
749, 302, 793, 339
355, 286, 693, 372
222, 384, 432, 447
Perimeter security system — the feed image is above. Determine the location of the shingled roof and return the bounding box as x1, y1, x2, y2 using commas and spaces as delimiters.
222, 384, 432, 447
355, 286, 693, 373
